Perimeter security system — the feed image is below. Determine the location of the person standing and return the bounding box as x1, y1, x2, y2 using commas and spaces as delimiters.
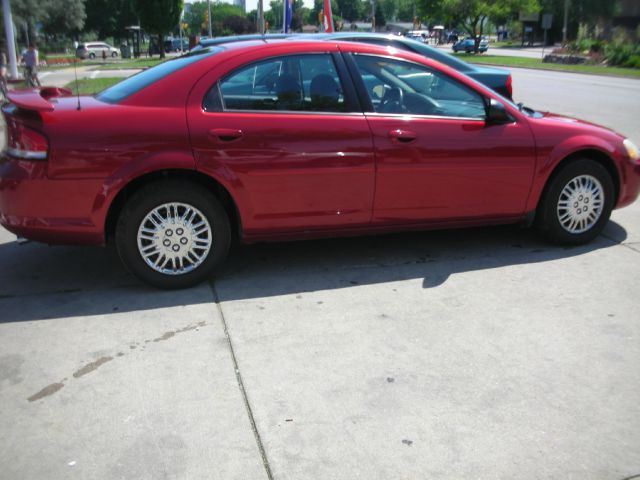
22, 43, 41, 87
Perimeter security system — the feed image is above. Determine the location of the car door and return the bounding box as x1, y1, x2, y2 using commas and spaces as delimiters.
346, 53, 536, 224
187, 53, 375, 235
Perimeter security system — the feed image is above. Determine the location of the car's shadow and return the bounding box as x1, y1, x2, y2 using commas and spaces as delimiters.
0, 222, 628, 323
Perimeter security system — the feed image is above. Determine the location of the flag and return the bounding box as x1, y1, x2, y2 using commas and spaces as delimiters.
322, 0, 334, 33
283, 0, 293, 33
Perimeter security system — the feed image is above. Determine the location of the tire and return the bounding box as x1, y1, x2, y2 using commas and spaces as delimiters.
111, 51, 118, 57
115, 180, 231, 289
89, 52, 96, 59
535, 158, 614, 245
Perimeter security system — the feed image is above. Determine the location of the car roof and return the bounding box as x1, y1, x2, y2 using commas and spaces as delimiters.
197, 32, 475, 72
299, 33, 479, 72
112, 39, 505, 111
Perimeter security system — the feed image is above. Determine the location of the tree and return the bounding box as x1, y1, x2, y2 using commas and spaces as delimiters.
184, 2, 207, 35
3, 0, 87, 43
133, 0, 184, 58
419, 0, 539, 52
85, 0, 138, 40
223, 15, 257, 34
375, 3, 386, 28
41, 0, 87, 35
397, 0, 417, 22
382, 0, 398, 22
336, 0, 365, 21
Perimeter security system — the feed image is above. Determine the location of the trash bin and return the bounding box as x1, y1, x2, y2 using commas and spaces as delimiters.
120, 44, 131, 59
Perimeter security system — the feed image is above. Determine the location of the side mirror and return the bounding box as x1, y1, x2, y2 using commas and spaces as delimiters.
485, 98, 513, 125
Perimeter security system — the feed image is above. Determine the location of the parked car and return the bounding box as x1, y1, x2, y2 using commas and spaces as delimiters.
164, 38, 189, 53
194, 33, 512, 98
2, 40, 639, 289
452, 37, 489, 53
190, 33, 289, 51
76, 42, 119, 59
309, 33, 509, 97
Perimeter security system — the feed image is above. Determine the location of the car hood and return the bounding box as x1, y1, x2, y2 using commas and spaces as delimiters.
542, 112, 622, 135
528, 111, 625, 143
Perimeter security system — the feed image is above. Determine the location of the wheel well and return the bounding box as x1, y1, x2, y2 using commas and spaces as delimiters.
104, 170, 241, 244
539, 149, 620, 209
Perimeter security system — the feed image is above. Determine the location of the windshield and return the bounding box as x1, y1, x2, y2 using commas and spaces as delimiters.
404, 39, 474, 72
97, 47, 222, 103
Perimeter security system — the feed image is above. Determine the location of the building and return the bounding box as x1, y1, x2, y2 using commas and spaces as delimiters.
614, 0, 640, 30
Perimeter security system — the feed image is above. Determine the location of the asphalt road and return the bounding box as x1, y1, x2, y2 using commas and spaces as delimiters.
1, 68, 640, 480
437, 44, 549, 59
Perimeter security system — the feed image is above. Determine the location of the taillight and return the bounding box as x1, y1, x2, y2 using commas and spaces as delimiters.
5, 120, 48, 160
505, 74, 513, 99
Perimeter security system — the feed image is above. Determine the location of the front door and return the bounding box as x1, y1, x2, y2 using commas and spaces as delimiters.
348, 54, 536, 224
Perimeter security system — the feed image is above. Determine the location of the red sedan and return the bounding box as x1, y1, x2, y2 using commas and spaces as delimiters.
1, 40, 639, 289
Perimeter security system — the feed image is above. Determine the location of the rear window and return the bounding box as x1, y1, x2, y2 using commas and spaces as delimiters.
96, 47, 222, 103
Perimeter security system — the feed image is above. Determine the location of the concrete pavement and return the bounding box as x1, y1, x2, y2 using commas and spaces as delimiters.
1, 66, 640, 480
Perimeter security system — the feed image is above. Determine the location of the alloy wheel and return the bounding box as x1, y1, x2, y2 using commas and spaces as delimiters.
556, 174, 604, 234
137, 202, 212, 275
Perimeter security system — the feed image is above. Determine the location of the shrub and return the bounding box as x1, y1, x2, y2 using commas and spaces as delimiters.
623, 54, 640, 69
604, 41, 640, 67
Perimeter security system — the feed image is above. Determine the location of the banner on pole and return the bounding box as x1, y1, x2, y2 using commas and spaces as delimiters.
323, 0, 334, 33
283, 0, 293, 33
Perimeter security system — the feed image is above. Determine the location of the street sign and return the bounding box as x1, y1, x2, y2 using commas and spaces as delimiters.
542, 14, 553, 30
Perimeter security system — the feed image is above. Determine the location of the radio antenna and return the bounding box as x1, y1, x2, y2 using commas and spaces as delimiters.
73, 55, 81, 110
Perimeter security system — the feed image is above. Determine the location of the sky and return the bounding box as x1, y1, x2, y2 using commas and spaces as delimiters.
185, 0, 315, 13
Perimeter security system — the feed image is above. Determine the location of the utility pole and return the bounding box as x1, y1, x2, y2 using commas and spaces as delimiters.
2, 0, 18, 79
562, 0, 569, 44
207, 0, 212, 37
371, 0, 375, 32
258, 0, 264, 34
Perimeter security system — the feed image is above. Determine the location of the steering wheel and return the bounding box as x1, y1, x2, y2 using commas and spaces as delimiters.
379, 87, 406, 114
390, 91, 443, 116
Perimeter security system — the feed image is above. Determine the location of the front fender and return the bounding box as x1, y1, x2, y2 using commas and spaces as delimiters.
525, 134, 622, 212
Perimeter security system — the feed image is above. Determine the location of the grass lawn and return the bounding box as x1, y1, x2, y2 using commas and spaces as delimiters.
87, 58, 166, 70
454, 53, 640, 78
64, 77, 123, 95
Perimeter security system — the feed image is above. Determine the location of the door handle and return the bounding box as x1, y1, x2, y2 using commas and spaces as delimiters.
388, 128, 417, 144
208, 128, 243, 142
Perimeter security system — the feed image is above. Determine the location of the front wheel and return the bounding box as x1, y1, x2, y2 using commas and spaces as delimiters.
111, 51, 118, 57
535, 159, 614, 245
89, 52, 96, 59
115, 180, 231, 289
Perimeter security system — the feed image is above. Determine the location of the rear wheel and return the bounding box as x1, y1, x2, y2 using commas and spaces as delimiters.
89, 52, 96, 59
536, 159, 614, 245
111, 51, 118, 57
116, 180, 231, 289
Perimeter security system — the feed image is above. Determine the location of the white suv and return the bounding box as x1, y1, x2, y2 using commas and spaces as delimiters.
76, 42, 119, 59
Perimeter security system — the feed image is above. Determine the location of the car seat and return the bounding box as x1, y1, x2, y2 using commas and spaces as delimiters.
275, 74, 303, 110
309, 74, 341, 111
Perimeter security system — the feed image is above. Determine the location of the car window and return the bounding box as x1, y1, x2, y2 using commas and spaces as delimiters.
205, 54, 348, 113
97, 47, 222, 103
352, 54, 485, 119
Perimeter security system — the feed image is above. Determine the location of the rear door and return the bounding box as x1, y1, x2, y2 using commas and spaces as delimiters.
187, 52, 376, 236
